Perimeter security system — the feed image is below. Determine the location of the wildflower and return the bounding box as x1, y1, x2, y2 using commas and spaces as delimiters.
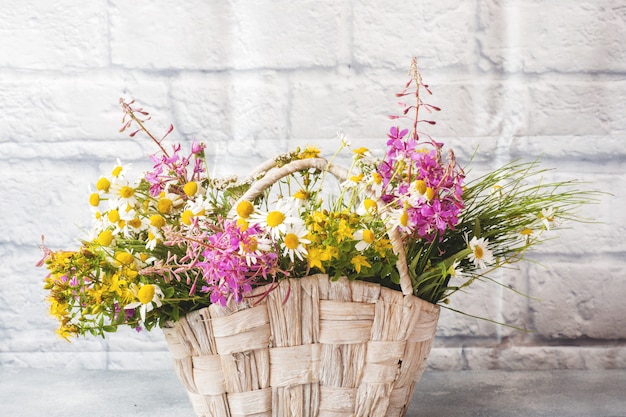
281, 222, 310, 262
307, 247, 329, 272
468, 236, 494, 270
236, 200, 255, 219
354, 229, 376, 251
447, 260, 464, 279
96, 177, 111, 193
183, 181, 198, 197
539, 207, 557, 230
351, 254, 371, 273
357, 198, 379, 215
299, 146, 320, 159
97, 230, 114, 246
251, 204, 296, 240
352, 147, 370, 159
124, 283, 164, 322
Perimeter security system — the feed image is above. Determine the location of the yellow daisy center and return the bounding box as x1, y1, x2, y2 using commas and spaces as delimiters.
181, 209, 194, 226
363, 198, 377, 213
115, 252, 134, 266
89, 193, 100, 207
137, 284, 155, 304
414, 180, 427, 195
112, 165, 123, 177
284, 233, 300, 250
150, 214, 166, 228
97, 230, 113, 246
128, 217, 142, 229
266, 211, 286, 227
425, 187, 435, 201
362, 229, 375, 244
157, 198, 173, 213
474, 245, 484, 259
108, 209, 120, 223
120, 185, 134, 199
293, 190, 308, 200
96, 177, 110, 192
400, 210, 409, 227
183, 182, 198, 197
237, 218, 249, 231
236, 201, 254, 218
241, 237, 259, 252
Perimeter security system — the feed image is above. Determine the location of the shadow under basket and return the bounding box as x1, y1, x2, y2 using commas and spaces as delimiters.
163, 274, 440, 417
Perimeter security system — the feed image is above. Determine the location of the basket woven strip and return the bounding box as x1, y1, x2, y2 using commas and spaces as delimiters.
164, 274, 439, 417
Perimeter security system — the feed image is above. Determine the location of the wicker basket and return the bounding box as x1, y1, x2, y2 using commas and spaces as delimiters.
162, 157, 440, 416
164, 274, 439, 417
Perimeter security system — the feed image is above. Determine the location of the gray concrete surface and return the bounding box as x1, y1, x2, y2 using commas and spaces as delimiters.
0, 368, 624, 416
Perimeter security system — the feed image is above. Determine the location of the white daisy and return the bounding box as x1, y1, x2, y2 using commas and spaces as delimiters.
365, 171, 384, 197
250, 202, 298, 240
124, 283, 164, 322
280, 222, 310, 262
539, 207, 557, 230
356, 198, 380, 216
238, 235, 273, 266
447, 260, 465, 279
109, 178, 140, 212
468, 236, 494, 269
354, 229, 376, 252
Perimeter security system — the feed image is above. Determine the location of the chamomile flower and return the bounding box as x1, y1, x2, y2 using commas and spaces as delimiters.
109, 178, 140, 212
124, 283, 164, 322
341, 173, 364, 189
238, 231, 273, 266
251, 201, 297, 240
354, 229, 376, 252
539, 206, 557, 230
357, 198, 379, 216
110, 158, 131, 181
281, 222, 310, 262
180, 195, 212, 226
468, 236, 494, 270
386, 207, 413, 234
365, 171, 384, 197
447, 260, 464, 279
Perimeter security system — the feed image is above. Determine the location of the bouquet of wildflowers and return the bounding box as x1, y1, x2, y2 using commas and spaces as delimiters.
39, 59, 594, 339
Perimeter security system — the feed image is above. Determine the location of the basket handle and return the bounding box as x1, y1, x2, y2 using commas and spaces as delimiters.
229, 157, 414, 297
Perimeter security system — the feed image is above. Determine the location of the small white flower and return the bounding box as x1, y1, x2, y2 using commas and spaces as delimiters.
386, 207, 414, 234
281, 222, 310, 262
338, 131, 351, 147
124, 283, 164, 322
354, 229, 376, 252
539, 207, 557, 230
468, 236, 494, 270
251, 200, 299, 240
356, 198, 380, 216
447, 260, 465, 279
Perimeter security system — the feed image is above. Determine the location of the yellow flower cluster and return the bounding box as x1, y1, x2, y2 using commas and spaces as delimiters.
42, 244, 143, 339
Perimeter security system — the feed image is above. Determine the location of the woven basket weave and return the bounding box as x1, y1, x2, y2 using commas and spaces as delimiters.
162, 157, 440, 416
163, 274, 439, 417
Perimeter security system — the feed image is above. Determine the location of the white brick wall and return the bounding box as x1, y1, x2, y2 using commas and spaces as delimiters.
1, 0, 624, 370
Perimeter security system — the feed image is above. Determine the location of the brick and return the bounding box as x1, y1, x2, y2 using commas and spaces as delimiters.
110, 0, 346, 70
0, 1, 108, 70
479, 0, 626, 73
0, 74, 170, 143
528, 262, 626, 339
353, 0, 477, 70
528, 80, 626, 136
460, 346, 626, 370
170, 71, 290, 162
